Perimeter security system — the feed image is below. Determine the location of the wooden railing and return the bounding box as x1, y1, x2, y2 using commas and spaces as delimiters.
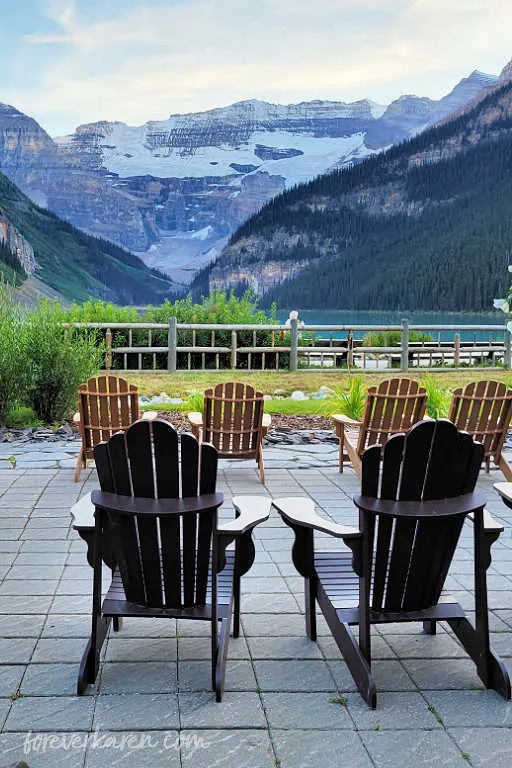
68, 317, 511, 373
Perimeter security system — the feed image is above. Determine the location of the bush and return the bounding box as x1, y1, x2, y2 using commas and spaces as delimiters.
4, 404, 42, 428
25, 300, 103, 422
0, 284, 30, 419
422, 374, 451, 419
322, 377, 367, 420
363, 330, 433, 347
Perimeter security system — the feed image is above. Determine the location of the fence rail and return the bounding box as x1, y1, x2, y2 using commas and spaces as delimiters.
67, 316, 511, 373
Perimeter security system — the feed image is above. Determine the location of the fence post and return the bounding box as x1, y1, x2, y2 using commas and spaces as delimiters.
231, 330, 237, 370
167, 316, 177, 373
105, 328, 112, 371
454, 332, 460, 368
401, 318, 409, 371
505, 325, 512, 370
289, 317, 298, 371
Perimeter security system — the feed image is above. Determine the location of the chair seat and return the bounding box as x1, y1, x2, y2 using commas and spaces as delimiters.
103, 552, 235, 619
315, 550, 462, 624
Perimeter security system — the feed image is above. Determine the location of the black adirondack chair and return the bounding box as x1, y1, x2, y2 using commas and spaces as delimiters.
77, 419, 270, 701
273, 419, 511, 708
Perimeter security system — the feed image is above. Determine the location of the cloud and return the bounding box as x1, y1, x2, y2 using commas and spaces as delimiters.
8, 0, 512, 134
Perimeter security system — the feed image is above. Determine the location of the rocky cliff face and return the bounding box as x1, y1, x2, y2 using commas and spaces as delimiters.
0, 69, 498, 284
0, 210, 36, 274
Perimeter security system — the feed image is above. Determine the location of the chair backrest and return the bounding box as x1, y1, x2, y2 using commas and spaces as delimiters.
94, 419, 219, 609
203, 382, 264, 458
449, 380, 512, 460
357, 378, 427, 455
78, 375, 139, 450
361, 419, 484, 613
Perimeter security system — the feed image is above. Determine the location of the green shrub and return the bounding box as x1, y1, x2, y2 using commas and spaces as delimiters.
363, 330, 433, 347
322, 378, 367, 420
0, 284, 30, 419
25, 300, 103, 422
4, 404, 42, 428
185, 390, 205, 413
422, 374, 451, 419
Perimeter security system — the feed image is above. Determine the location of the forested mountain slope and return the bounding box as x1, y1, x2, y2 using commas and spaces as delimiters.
0, 172, 177, 304
194, 63, 512, 311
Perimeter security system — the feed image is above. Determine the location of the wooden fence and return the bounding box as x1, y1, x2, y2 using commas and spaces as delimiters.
68, 317, 511, 373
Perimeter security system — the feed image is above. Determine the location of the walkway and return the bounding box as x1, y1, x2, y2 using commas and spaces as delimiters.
0, 465, 511, 766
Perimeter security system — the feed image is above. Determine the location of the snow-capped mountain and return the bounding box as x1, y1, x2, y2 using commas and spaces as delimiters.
0, 69, 498, 283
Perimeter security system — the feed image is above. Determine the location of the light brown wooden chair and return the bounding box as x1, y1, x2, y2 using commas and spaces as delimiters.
73, 375, 156, 482
332, 378, 428, 478
449, 380, 512, 481
187, 382, 271, 483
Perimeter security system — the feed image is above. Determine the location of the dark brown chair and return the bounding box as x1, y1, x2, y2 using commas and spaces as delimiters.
188, 382, 271, 483
449, 379, 512, 480
73, 374, 156, 482
332, 378, 427, 478
274, 419, 511, 708
77, 419, 270, 701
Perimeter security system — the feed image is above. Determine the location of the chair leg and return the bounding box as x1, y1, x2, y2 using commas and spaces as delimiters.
423, 620, 436, 635
498, 454, 512, 481
233, 576, 241, 639
305, 577, 317, 641
74, 450, 85, 483
337, 426, 344, 473
334, 621, 377, 708
77, 614, 110, 694
215, 613, 232, 702
257, 446, 265, 484
448, 617, 511, 699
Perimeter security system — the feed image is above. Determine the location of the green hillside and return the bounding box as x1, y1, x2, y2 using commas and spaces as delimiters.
0, 172, 176, 304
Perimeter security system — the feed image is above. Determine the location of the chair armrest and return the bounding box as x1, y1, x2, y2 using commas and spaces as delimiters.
332, 413, 362, 428
494, 482, 512, 511
188, 412, 203, 427
217, 496, 272, 536
272, 497, 360, 540
91, 489, 224, 516
139, 410, 158, 421
262, 413, 272, 429
354, 492, 487, 519
72, 411, 81, 424
71, 492, 94, 530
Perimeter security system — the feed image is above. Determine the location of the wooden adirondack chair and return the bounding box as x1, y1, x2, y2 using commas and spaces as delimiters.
73, 375, 156, 482
449, 380, 512, 481
76, 419, 270, 701
332, 378, 428, 477
188, 382, 271, 483
274, 419, 511, 708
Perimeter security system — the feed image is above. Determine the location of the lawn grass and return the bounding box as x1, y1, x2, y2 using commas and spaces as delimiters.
128, 369, 512, 415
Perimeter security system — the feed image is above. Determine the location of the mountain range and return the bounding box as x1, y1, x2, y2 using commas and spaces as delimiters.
0, 69, 497, 287
193, 61, 512, 312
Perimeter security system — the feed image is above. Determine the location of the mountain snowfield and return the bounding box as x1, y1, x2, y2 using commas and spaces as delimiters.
0, 69, 499, 286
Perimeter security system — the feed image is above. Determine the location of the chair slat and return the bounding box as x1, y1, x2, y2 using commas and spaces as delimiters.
200, 443, 218, 495
153, 420, 179, 498
383, 518, 416, 610
137, 516, 164, 607
423, 420, 460, 499
109, 512, 146, 604
181, 433, 199, 497
398, 419, 436, 500
106, 433, 132, 495
160, 516, 182, 607
182, 513, 197, 607
196, 509, 215, 604
126, 420, 155, 497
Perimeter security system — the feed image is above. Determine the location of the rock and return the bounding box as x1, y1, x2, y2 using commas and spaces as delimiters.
319, 385, 335, 395
169, 397, 184, 404
139, 395, 151, 404
273, 388, 287, 397
263, 394, 272, 401
290, 391, 307, 401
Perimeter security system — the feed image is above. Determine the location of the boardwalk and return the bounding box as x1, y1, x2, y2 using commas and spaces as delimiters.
0, 464, 511, 767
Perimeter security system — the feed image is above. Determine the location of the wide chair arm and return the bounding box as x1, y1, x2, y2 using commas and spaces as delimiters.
187, 412, 203, 427
273, 497, 361, 540
216, 496, 271, 576
332, 413, 363, 428
139, 410, 158, 421
494, 482, 512, 516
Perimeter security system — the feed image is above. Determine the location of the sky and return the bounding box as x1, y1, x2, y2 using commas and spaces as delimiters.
1, 0, 511, 136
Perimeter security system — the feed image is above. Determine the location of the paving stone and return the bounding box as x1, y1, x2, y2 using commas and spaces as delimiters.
253, 659, 335, 692
0, 731, 87, 768
105, 638, 177, 662
41, 614, 92, 638
0, 638, 37, 663
32, 637, 88, 663
318, 634, 396, 660
84, 731, 181, 768
361, 729, 466, 768
425, 690, 512, 727
263, 691, 352, 729
247, 636, 322, 659
179, 692, 266, 729
385, 633, 466, 658
329, 659, 416, 692
346, 691, 443, 729
5, 695, 94, 732
180, 729, 274, 768
21, 663, 85, 696
0, 665, 25, 697
272, 729, 373, 768
93, 693, 179, 730
178, 659, 256, 691
449, 726, 512, 767
0, 614, 46, 636
402, 658, 484, 690
177, 636, 249, 660
99, 662, 177, 694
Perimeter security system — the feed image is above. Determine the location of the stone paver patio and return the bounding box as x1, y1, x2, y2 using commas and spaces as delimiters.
0, 462, 511, 767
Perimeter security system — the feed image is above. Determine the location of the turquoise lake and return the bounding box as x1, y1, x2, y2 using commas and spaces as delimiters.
274, 310, 506, 341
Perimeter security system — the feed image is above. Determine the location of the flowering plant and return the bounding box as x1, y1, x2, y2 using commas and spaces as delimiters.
494, 265, 512, 331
